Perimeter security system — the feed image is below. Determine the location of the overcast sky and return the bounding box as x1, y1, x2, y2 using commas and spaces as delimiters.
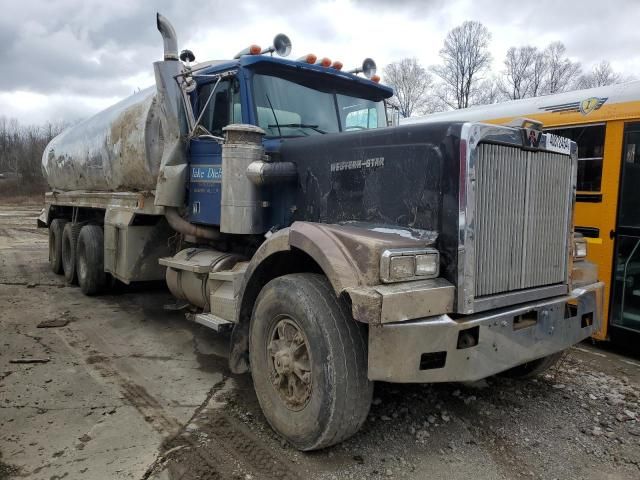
1, 0, 638, 125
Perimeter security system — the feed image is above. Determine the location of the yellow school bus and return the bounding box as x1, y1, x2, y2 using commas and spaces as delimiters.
404, 82, 640, 341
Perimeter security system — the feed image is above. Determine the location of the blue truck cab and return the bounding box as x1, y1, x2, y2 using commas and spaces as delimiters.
186, 55, 393, 225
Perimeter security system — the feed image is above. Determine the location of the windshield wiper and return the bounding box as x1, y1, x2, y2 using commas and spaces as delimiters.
265, 94, 282, 137
268, 123, 327, 134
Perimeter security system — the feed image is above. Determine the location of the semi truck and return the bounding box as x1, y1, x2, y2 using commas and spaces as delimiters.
40, 13, 604, 451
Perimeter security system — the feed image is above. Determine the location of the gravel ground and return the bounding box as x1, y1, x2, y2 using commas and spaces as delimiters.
0, 203, 639, 480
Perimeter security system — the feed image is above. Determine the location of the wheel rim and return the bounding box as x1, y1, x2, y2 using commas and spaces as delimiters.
267, 316, 312, 411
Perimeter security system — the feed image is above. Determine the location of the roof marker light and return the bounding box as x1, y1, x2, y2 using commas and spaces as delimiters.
330, 60, 343, 70
316, 57, 332, 67
233, 44, 262, 59
297, 53, 317, 64
371, 74, 381, 83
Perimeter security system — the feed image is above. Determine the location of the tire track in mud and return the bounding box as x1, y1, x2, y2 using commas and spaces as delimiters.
150, 383, 303, 480
58, 322, 303, 480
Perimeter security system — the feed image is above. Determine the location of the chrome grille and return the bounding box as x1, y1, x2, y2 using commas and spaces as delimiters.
474, 144, 572, 297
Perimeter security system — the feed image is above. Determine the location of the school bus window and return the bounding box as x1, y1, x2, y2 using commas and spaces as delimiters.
618, 126, 640, 229
546, 125, 605, 192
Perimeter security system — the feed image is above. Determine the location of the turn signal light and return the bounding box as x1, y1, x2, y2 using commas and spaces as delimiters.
331, 60, 343, 70
297, 53, 317, 64
371, 74, 381, 83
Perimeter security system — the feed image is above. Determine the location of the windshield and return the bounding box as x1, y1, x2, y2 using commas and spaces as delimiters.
252, 73, 386, 138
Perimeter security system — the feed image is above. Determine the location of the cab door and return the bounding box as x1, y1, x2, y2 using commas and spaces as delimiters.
610, 122, 640, 334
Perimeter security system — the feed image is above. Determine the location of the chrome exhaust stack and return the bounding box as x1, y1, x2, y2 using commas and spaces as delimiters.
156, 13, 178, 61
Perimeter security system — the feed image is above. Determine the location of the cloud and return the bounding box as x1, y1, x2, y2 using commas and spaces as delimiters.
1, 0, 638, 124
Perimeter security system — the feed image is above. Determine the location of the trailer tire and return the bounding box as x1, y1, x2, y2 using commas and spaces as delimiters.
48, 219, 68, 274
501, 351, 564, 379
62, 223, 82, 285
76, 225, 107, 296
249, 273, 372, 451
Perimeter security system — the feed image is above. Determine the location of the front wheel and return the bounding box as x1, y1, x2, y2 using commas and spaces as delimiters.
249, 273, 372, 451
501, 351, 565, 379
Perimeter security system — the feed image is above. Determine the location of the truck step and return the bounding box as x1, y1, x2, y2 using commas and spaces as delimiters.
159, 257, 212, 273
209, 261, 249, 293
191, 313, 234, 332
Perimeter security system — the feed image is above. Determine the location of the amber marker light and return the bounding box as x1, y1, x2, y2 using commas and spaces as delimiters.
331, 60, 343, 70
297, 53, 317, 64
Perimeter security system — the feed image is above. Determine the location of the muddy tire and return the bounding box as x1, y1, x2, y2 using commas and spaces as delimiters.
62, 223, 82, 285
48, 218, 68, 274
502, 351, 565, 379
249, 273, 372, 451
76, 225, 107, 296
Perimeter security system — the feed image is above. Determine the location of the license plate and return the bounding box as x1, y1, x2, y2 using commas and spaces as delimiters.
543, 133, 572, 155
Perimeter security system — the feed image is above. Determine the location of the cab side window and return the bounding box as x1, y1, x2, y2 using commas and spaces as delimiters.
197, 77, 242, 136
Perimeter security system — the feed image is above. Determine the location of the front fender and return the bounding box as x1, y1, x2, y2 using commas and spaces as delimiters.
237, 221, 438, 323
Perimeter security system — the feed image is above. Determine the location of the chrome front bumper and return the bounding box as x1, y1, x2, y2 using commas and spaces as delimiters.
367, 281, 604, 383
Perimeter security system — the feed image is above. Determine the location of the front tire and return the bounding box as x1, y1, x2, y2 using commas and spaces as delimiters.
249, 273, 372, 451
76, 225, 107, 296
502, 351, 564, 379
48, 219, 68, 274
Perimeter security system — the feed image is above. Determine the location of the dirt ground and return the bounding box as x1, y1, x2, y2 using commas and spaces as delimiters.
1, 203, 639, 480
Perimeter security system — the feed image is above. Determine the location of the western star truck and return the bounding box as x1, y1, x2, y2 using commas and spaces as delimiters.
39, 14, 604, 450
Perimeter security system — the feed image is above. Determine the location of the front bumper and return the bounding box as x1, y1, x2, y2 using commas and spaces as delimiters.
368, 281, 604, 383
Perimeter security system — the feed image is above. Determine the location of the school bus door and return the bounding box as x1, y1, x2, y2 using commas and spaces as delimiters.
609, 122, 640, 335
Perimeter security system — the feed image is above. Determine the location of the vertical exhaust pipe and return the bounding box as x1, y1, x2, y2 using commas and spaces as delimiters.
153, 12, 188, 208
156, 13, 178, 61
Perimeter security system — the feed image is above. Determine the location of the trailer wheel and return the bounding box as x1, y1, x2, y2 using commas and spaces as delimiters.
249, 273, 372, 451
62, 223, 82, 285
76, 225, 107, 296
48, 219, 68, 274
501, 351, 564, 379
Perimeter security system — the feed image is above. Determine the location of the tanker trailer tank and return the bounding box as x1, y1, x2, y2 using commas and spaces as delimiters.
41, 88, 165, 192
42, 13, 188, 208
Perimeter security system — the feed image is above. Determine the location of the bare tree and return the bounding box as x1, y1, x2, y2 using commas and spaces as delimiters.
499, 46, 537, 100
576, 61, 623, 89
0, 116, 67, 190
543, 42, 581, 94
383, 58, 433, 118
473, 77, 502, 106
432, 21, 492, 109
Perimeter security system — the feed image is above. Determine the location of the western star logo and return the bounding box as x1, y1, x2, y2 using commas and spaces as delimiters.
330, 157, 385, 172
523, 128, 542, 149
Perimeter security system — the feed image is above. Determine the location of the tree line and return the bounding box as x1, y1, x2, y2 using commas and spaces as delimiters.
0, 117, 67, 192
384, 21, 630, 118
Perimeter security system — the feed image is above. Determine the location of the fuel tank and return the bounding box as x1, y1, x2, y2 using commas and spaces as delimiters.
41, 87, 165, 191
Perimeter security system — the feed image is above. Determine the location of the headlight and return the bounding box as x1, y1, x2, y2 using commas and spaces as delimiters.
380, 248, 440, 283
574, 233, 587, 260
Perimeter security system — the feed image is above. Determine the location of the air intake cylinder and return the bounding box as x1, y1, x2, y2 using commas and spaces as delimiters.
220, 124, 267, 234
